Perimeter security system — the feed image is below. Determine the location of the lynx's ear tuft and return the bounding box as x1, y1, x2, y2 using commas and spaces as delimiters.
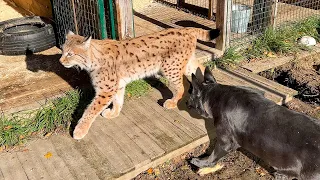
83, 36, 92, 49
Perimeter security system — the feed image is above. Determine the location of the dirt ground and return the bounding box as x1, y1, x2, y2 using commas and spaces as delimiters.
260, 52, 320, 106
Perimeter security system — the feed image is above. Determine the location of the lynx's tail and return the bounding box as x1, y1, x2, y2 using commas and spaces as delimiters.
192, 28, 220, 41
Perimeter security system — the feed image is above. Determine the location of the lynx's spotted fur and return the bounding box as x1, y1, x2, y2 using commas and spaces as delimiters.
60, 27, 220, 139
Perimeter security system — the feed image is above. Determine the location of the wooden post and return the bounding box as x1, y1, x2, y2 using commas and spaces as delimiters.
208, 0, 214, 20
271, 0, 279, 29
215, 0, 231, 51
115, 0, 135, 40
70, 0, 79, 34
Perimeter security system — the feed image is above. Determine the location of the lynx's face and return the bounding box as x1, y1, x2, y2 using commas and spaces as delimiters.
59, 31, 92, 70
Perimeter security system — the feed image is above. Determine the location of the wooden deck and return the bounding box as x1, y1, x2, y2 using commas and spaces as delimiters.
0, 89, 209, 180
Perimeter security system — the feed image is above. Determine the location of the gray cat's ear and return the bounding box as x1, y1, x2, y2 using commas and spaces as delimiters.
191, 73, 201, 91
83, 36, 92, 49
204, 66, 216, 84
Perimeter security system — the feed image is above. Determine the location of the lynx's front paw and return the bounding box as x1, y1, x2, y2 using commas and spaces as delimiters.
73, 122, 90, 140
163, 99, 177, 109
101, 108, 120, 119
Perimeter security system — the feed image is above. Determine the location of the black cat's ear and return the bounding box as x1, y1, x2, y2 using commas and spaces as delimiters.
204, 66, 216, 84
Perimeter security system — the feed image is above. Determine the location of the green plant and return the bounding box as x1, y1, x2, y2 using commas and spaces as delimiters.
125, 80, 152, 98
245, 16, 320, 59
205, 47, 244, 69
0, 90, 80, 147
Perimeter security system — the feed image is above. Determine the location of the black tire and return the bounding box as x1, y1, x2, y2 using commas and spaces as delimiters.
0, 16, 56, 56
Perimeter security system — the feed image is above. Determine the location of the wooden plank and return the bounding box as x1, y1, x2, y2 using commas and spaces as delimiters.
122, 100, 179, 152
241, 45, 320, 73
229, 68, 298, 103
50, 135, 100, 180
135, 98, 194, 143
127, 100, 187, 147
73, 136, 119, 179
0, 169, 4, 180
86, 120, 134, 174
97, 117, 151, 169
0, 153, 28, 180
211, 69, 284, 104
16, 147, 52, 180
29, 139, 75, 180
144, 92, 206, 134
116, 135, 210, 180
112, 112, 166, 160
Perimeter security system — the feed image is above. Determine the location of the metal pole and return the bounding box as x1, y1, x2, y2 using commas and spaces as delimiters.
108, 0, 117, 39
97, 0, 107, 39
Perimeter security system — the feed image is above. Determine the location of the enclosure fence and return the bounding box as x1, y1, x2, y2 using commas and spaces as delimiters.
52, 0, 117, 48
155, 0, 320, 49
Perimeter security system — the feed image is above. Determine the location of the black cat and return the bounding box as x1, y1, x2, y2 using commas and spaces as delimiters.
187, 67, 320, 180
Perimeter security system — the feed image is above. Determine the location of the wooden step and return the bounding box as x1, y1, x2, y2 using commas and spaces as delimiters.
211, 68, 298, 105
241, 45, 320, 73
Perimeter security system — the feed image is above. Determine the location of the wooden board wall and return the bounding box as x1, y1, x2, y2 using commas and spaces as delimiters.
11, 0, 53, 18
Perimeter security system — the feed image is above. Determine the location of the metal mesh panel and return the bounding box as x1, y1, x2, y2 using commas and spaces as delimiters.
275, 0, 320, 25
74, 0, 101, 40
51, 0, 75, 47
52, 0, 114, 48
229, 0, 320, 46
228, 0, 274, 46
152, 0, 319, 48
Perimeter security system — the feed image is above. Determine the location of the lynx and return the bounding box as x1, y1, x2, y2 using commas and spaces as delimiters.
59, 27, 220, 139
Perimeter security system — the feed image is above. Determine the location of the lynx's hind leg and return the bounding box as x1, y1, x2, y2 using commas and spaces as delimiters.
185, 53, 205, 81
161, 58, 186, 109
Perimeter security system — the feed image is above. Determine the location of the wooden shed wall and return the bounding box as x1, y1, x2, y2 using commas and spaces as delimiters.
11, 0, 52, 18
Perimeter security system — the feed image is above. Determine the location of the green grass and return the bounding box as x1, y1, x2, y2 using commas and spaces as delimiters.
125, 80, 152, 98
205, 47, 244, 68
244, 17, 320, 59
204, 17, 320, 68
0, 90, 80, 147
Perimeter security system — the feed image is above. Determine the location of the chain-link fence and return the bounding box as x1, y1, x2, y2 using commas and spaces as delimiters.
229, 0, 320, 46
147, 0, 319, 48
52, 0, 117, 48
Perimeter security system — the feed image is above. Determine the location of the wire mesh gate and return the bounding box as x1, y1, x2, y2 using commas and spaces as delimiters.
52, 0, 117, 48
